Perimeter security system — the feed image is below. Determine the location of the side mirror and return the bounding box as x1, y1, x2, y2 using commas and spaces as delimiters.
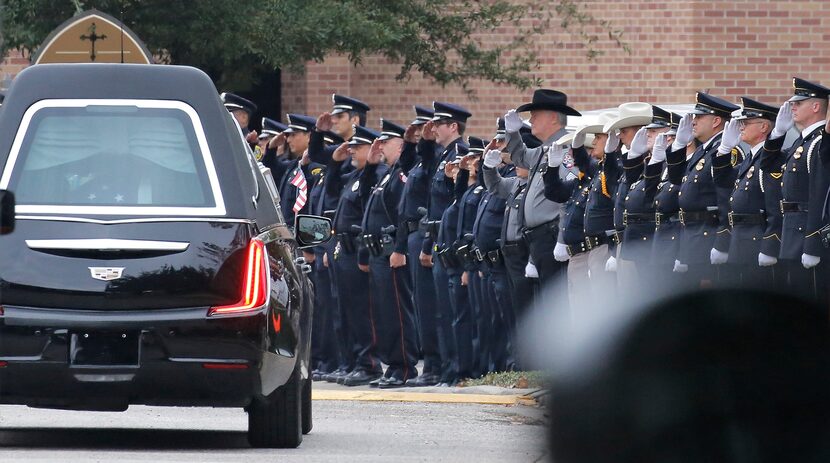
294, 214, 332, 249
0, 190, 14, 235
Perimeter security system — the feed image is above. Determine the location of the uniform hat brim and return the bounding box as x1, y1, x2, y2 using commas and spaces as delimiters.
556, 132, 595, 148
603, 116, 653, 133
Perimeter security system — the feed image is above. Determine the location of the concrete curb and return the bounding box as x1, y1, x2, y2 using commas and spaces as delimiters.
312, 389, 537, 405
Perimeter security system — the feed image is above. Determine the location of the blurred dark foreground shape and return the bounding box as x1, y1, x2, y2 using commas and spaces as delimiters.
550, 289, 830, 463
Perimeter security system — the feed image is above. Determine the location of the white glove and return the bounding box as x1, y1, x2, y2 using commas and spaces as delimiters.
483, 149, 502, 169
717, 119, 742, 155
758, 252, 778, 267
524, 262, 539, 279
604, 255, 617, 272
673, 259, 688, 273
671, 113, 694, 151
504, 109, 523, 133
771, 102, 794, 139
547, 144, 566, 168
802, 253, 821, 269
649, 132, 669, 165
710, 248, 729, 265
572, 130, 586, 149
553, 242, 570, 262
627, 127, 649, 159
605, 130, 620, 154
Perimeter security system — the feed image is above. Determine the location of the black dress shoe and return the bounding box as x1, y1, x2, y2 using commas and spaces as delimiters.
368, 376, 385, 388
378, 377, 406, 389
405, 373, 440, 387
325, 368, 348, 383
343, 370, 382, 387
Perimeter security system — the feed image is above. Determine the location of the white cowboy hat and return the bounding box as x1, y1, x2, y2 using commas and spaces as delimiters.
556, 132, 596, 148
569, 111, 618, 145
603, 102, 653, 133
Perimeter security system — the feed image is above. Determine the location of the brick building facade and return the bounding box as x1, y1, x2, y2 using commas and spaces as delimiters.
3, 1, 830, 136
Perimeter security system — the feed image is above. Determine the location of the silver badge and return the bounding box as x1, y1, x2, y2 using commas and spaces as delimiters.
89, 267, 125, 281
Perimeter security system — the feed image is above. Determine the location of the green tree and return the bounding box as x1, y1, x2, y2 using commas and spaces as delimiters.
0, 0, 628, 95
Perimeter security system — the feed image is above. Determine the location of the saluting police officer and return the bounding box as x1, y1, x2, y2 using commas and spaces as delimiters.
310, 94, 371, 164
711, 97, 780, 289
359, 119, 420, 388
257, 117, 287, 161
221, 92, 258, 143
761, 78, 830, 302
326, 125, 384, 386
620, 107, 678, 285
544, 131, 596, 308
667, 93, 742, 288
503, 89, 581, 286
399, 107, 444, 387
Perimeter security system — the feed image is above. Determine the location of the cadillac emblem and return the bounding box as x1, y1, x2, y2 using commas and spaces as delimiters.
89, 267, 125, 281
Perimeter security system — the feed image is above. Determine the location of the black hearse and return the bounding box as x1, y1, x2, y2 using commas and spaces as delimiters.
0, 64, 331, 448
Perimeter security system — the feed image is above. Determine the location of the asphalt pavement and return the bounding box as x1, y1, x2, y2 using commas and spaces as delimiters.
0, 399, 547, 462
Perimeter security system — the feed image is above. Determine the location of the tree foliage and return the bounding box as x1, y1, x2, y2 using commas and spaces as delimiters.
0, 0, 628, 95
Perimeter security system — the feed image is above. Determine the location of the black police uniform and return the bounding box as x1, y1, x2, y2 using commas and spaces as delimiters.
667, 93, 741, 287
308, 94, 370, 165
453, 155, 485, 381
711, 97, 782, 289
325, 126, 382, 386
398, 107, 445, 387
359, 120, 420, 387
473, 162, 515, 375
583, 145, 623, 290
761, 78, 830, 302
621, 108, 679, 276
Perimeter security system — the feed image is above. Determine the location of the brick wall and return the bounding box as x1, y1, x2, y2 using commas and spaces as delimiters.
4, 1, 830, 136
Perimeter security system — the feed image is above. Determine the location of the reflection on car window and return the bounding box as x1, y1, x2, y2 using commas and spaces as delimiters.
10, 105, 214, 207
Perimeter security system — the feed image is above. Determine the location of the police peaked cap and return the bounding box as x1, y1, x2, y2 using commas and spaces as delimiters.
331, 94, 371, 115
221, 92, 257, 115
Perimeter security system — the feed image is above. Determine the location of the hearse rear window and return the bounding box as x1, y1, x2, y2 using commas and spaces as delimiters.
1, 99, 226, 216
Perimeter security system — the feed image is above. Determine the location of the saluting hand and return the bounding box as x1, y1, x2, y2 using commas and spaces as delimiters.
421, 121, 437, 141
404, 124, 421, 143
672, 113, 694, 150
483, 149, 502, 169
332, 142, 350, 162
628, 127, 649, 158
571, 129, 587, 149
717, 119, 742, 155
367, 139, 383, 165
245, 130, 259, 145
771, 102, 794, 139
650, 132, 669, 164
316, 112, 333, 132
547, 143, 566, 168
504, 109, 523, 133
268, 132, 286, 150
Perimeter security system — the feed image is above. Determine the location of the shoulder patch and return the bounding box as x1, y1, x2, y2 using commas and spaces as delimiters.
311, 167, 323, 176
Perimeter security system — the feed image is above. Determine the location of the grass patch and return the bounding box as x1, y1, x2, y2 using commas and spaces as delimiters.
459, 371, 547, 389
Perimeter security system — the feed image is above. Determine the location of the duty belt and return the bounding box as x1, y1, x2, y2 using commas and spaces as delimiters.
780, 201, 808, 214
584, 233, 611, 250
359, 233, 395, 257
485, 249, 505, 268
402, 220, 421, 234
522, 220, 558, 242
435, 246, 462, 269
728, 211, 766, 226
623, 211, 656, 226
420, 220, 440, 237
679, 209, 719, 226
566, 240, 590, 257
655, 212, 681, 226
336, 232, 359, 254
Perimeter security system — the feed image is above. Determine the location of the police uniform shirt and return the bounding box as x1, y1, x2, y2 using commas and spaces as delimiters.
614, 153, 646, 236
666, 131, 733, 265
543, 149, 596, 247
398, 138, 441, 223
762, 120, 824, 260
424, 138, 467, 254
621, 158, 664, 261
482, 166, 527, 243
716, 142, 782, 264
583, 147, 623, 237
326, 159, 367, 237
456, 171, 487, 243
361, 161, 409, 254
473, 165, 516, 253
505, 128, 568, 229
652, 163, 682, 266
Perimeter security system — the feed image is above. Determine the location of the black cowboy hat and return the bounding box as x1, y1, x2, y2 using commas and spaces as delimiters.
516, 89, 581, 116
